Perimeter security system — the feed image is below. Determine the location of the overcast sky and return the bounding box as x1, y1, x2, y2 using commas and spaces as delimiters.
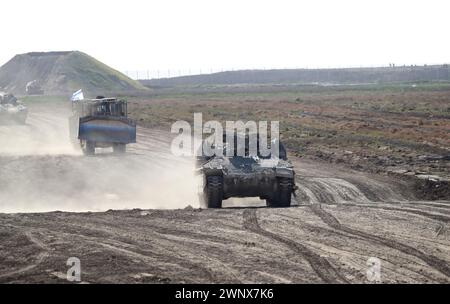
1, 0, 449, 77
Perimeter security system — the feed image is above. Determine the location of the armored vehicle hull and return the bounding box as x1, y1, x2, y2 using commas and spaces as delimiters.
201, 155, 296, 208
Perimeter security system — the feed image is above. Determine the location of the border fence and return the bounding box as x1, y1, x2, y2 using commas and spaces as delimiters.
124, 64, 450, 82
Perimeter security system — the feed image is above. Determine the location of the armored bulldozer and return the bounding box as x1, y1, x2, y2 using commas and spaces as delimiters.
69, 97, 136, 155
0, 92, 28, 125
198, 133, 296, 208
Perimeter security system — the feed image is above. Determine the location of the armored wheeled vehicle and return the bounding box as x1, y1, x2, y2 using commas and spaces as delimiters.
0, 92, 28, 125
69, 97, 136, 155
198, 133, 296, 208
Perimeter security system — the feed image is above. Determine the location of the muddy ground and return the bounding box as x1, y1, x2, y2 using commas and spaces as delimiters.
0, 102, 449, 283
128, 84, 450, 198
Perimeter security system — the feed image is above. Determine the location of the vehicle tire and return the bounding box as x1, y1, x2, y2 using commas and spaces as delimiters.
205, 176, 223, 208
113, 143, 126, 154
84, 141, 95, 155
278, 178, 292, 207
266, 178, 292, 208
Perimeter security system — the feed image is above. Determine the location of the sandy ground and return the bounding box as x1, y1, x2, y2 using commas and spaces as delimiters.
0, 103, 449, 283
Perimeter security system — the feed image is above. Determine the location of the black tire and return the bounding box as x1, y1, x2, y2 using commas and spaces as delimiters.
205, 176, 223, 208
278, 178, 292, 207
84, 141, 95, 155
113, 143, 126, 154
266, 178, 292, 208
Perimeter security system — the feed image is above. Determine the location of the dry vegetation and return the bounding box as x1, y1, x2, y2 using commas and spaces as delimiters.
2, 85, 449, 284
127, 83, 450, 199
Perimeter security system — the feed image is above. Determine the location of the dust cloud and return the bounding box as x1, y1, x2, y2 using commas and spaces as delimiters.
0, 103, 79, 156
0, 103, 200, 213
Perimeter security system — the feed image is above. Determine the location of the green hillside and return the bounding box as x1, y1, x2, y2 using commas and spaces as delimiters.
0, 51, 148, 96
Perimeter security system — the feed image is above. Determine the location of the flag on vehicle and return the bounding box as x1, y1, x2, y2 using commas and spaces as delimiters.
71, 89, 84, 101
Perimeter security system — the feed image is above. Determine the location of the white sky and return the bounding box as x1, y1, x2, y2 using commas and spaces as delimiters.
1, 0, 449, 77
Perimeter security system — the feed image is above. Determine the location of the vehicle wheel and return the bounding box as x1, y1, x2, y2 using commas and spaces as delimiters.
205, 176, 223, 208
84, 141, 95, 155
278, 178, 292, 207
113, 143, 126, 154
266, 178, 292, 208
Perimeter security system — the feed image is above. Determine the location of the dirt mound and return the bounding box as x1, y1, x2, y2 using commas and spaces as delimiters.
0, 51, 148, 95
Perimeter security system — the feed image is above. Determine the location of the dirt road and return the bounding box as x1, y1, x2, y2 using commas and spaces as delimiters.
0, 103, 449, 283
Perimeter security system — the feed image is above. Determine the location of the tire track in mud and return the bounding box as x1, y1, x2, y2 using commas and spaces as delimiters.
52, 222, 242, 283
297, 176, 371, 205
0, 231, 49, 280
242, 209, 348, 283
309, 204, 450, 280
3, 219, 221, 283
295, 165, 413, 204
94, 241, 220, 283
380, 201, 450, 211
341, 203, 450, 223
47, 229, 220, 283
